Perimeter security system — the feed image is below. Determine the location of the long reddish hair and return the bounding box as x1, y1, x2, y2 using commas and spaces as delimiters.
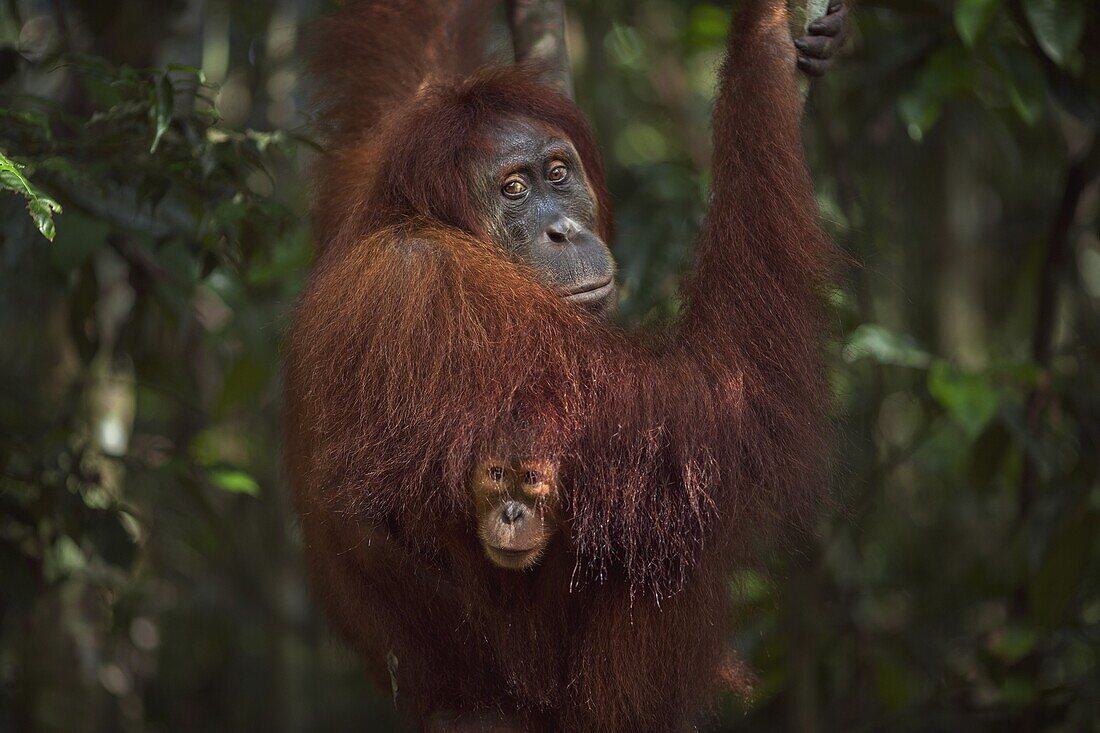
287, 0, 838, 728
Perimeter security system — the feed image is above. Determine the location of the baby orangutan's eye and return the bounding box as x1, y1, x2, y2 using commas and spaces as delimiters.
487, 466, 505, 482
522, 471, 540, 485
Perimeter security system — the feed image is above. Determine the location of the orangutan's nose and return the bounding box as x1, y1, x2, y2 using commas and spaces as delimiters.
542, 215, 580, 245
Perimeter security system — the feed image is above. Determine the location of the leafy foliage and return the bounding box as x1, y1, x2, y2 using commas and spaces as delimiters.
0, 149, 61, 240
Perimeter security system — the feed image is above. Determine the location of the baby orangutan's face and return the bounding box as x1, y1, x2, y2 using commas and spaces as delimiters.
469, 458, 558, 570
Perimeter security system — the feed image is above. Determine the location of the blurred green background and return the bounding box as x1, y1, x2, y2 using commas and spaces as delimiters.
1, 0, 1098, 730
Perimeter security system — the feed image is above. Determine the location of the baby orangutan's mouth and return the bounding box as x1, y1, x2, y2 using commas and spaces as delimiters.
486, 544, 543, 570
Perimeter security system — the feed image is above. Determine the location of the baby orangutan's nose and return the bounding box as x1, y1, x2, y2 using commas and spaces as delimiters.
500, 500, 527, 526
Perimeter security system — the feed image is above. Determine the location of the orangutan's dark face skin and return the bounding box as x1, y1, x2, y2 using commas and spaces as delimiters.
469, 457, 558, 570
477, 118, 617, 318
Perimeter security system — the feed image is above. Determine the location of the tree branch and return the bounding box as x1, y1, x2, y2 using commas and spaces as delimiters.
791, 0, 834, 104
1018, 137, 1099, 512
1028, 138, 1100, 370
506, 0, 574, 98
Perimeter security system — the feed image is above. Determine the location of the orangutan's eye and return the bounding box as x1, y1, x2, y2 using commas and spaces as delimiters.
522, 471, 540, 485
547, 162, 568, 183
501, 178, 528, 199
488, 466, 505, 482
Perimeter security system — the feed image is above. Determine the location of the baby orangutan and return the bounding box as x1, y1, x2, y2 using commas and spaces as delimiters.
469, 457, 757, 702
469, 457, 558, 570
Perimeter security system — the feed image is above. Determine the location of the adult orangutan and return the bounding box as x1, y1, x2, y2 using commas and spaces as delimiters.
285, 0, 844, 730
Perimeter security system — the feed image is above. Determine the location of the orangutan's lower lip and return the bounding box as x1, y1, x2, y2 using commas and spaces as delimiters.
489, 547, 537, 557
562, 278, 615, 304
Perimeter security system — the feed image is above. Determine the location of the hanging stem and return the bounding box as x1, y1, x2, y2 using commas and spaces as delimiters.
507, 0, 574, 98
1018, 137, 1099, 521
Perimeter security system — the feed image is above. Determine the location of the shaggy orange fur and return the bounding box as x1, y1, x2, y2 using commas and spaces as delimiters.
285, 1, 837, 729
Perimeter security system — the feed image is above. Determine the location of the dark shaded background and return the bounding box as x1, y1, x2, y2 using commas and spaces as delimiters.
1, 0, 1098, 730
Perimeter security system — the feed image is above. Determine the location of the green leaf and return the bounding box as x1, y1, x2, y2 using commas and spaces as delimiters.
0, 150, 62, 241
1029, 509, 1098, 626
988, 626, 1037, 663
212, 197, 248, 228
897, 47, 974, 139
731, 569, 772, 604
688, 4, 730, 45
897, 93, 941, 142
927, 360, 1000, 437
999, 675, 1038, 707
605, 24, 645, 71
167, 63, 207, 84
216, 356, 269, 415
29, 198, 57, 241
843, 324, 933, 368
44, 536, 86, 581
954, 0, 1001, 46
874, 657, 911, 711
245, 129, 285, 153
995, 46, 1048, 125
210, 468, 260, 496
1022, 0, 1084, 66
0, 107, 51, 137
150, 74, 175, 153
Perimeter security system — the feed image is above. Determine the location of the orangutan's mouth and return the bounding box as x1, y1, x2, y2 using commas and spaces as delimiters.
486, 544, 544, 569
489, 546, 538, 558
562, 277, 615, 307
